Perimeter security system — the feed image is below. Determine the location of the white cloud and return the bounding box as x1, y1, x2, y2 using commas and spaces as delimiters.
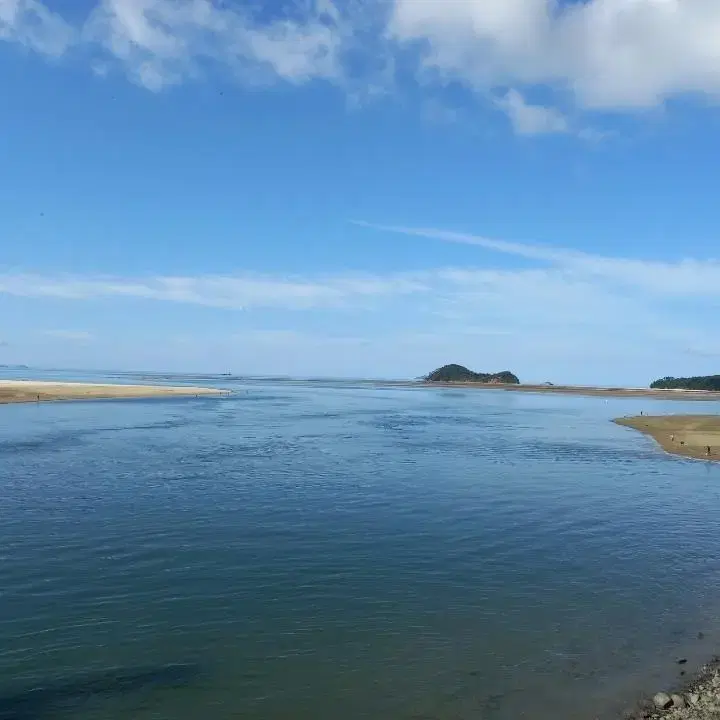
495, 89, 568, 135
2, 0, 720, 122
390, 0, 720, 110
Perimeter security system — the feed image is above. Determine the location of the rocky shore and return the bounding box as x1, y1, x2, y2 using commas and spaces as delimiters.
626, 658, 720, 720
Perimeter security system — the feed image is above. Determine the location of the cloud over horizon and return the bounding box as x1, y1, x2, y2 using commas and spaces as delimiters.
2, 224, 719, 382
3, 0, 720, 133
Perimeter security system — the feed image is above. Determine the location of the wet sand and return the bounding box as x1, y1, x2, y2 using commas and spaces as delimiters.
614, 415, 720, 462
0, 380, 224, 404
424, 382, 720, 401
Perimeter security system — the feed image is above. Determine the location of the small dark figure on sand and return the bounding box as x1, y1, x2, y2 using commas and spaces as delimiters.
707, 446, 712, 457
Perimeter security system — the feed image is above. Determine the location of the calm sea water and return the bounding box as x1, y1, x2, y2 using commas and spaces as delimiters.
2, 373, 720, 720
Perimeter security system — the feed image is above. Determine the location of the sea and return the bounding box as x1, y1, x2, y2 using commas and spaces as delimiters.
1, 369, 720, 720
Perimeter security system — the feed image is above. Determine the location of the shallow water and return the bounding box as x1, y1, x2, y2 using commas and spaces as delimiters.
1, 375, 720, 720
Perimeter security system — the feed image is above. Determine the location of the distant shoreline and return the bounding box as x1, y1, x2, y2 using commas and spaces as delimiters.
420, 381, 720, 401
4, 376, 720, 404
0, 380, 225, 405
614, 415, 720, 462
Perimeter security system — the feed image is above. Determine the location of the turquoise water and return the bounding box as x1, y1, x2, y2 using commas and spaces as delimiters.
1, 374, 720, 720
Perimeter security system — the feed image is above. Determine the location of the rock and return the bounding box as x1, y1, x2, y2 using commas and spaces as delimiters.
654, 693, 673, 709
670, 694, 686, 709
688, 693, 700, 706
677, 658, 688, 665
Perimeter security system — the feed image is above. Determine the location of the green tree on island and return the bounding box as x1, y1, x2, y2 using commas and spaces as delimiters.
650, 375, 720, 391
425, 364, 520, 384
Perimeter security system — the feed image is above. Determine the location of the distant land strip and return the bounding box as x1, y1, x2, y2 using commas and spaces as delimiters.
420, 382, 720, 400
420, 365, 720, 400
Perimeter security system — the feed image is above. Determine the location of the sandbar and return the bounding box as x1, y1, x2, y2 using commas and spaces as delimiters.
614, 415, 720, 462
0, 380, 225, 405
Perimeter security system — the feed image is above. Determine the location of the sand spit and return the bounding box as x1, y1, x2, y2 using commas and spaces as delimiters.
614, 415, 720, 462
0, 380, 225, 405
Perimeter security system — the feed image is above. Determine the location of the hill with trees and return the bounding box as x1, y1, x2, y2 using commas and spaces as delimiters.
425, 364, 520, 384
650, 375, 720, 391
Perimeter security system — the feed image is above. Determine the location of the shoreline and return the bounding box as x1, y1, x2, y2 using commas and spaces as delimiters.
625, 656, 720, 719
422, 381, 720, 401
0, 380, 226, 405
614, 415, 720, 462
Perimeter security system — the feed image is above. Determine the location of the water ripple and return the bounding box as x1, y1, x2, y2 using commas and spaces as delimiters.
1, 381, 720, 720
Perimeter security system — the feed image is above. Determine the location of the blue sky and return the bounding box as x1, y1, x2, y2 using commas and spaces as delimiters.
1, 0, 720, 384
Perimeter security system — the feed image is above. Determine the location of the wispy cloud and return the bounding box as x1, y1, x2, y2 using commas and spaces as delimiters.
3, 1, 720, 130
2, 223, 718, 381
42, 330, 93, 341
81, 0, 354, 91
0, 271, 427, 310
4, 226, 720, 323
0, 0, 76, 55
358, 222, 720, 299
232, 329, 372, 348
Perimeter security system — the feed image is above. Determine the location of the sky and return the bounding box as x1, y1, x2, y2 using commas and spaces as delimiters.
1, 0, 720, 384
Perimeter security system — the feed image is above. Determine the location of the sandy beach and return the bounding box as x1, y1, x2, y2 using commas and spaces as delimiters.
424, 382, 720, 401
0, 380, 224, 404
614, 415, 720, 462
